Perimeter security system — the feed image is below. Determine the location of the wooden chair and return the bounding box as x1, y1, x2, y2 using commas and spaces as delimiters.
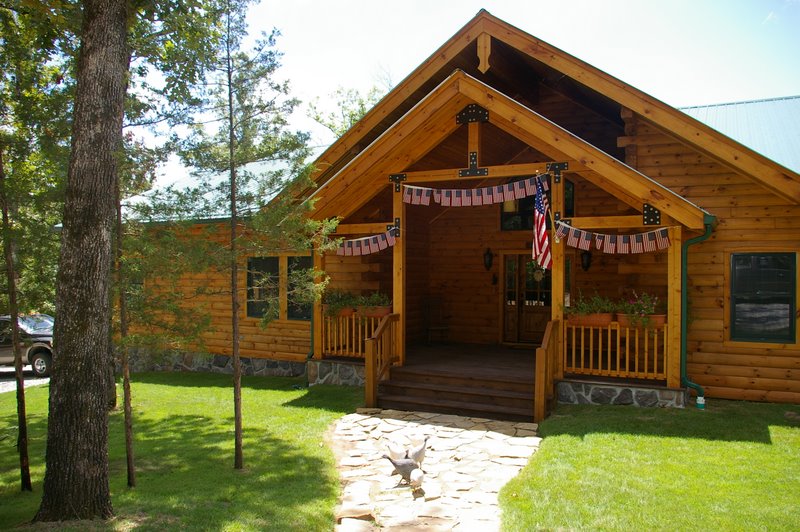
427, 297, 450, 343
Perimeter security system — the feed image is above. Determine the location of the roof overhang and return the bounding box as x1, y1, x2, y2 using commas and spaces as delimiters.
310, 70, 710, 230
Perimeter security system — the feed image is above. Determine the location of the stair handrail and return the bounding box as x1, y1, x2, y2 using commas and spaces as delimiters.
534, 319, 560, 421
364, 313, 400, 408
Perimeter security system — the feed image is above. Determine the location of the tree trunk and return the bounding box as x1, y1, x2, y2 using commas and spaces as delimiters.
35, 0, 128, 521
116, 177, 136, 488
226, 14, 244, 470
0, 144, 33, 492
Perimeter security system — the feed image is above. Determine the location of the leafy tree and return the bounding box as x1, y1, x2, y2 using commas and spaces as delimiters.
175, 0, 338, 469
308, 85, 386, 138
35, 0, 128, 521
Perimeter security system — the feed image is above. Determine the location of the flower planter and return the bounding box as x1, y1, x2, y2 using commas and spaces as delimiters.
322, 305, 356, 318
567, 312, 614, 327
358, 305, 392, 318
618, 313, 666, 328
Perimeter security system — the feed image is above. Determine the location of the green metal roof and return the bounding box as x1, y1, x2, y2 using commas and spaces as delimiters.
680, 95, 800, 174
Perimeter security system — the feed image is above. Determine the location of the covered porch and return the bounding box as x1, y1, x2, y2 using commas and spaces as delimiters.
308, 71, 709, 421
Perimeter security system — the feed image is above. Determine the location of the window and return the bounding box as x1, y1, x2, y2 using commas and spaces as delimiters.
730, 252, 796, 343
246, 255, 314, 321
247, 257, 278, 318
287, 256, 313, 320
500, 178, 574, 231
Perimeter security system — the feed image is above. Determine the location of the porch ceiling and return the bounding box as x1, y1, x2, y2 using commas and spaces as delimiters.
310, 70, 709, 230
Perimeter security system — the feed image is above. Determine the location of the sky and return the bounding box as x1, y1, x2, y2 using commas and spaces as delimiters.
153, 0, 800, 188
252, 0, 800, 148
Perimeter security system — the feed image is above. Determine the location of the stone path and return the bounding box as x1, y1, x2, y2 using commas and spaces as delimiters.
328, 408, 542, 531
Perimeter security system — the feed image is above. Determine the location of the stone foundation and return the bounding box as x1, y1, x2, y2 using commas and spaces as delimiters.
557, 380, 687, 408
307, 359, 365, 386
121, 349, 306, 378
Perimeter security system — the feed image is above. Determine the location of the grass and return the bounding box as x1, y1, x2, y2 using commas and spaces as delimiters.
500, 400, 800, 530
0, 372, 362, 530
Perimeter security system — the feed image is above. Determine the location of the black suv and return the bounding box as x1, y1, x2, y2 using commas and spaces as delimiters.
0, 314, 54, 377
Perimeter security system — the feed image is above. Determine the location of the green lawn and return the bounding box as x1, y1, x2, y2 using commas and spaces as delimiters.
500, 400, 800, 530
0, 372, 362, 530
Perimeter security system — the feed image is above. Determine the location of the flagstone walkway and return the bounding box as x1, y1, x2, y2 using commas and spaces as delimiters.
328, 408, 542, 531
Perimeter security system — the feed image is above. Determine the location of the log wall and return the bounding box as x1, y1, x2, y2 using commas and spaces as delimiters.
622, 111, 800, 403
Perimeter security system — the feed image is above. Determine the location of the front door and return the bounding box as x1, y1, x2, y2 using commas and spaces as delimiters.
503, 254, 551, 344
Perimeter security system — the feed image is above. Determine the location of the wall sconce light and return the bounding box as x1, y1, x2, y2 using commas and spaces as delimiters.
580, 250, 592, 272
483, 248, 494, 271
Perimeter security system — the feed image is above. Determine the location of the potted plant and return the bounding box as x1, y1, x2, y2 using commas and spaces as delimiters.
322, 289, 359, 318
617, 291, 666, 328
357, 292, 393, 318
564, 292, 616, 327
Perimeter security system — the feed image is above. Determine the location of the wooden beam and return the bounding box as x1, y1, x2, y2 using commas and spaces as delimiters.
335, 222, 392, 235
569, 215, 657, 229
312, 251, 324, 359
468, 121, 481, 165
477, 32, 491, 74
455, 74, 708, 229
392, 188, 406, 365
666, 226, 682, 388
403, 162, 553, 183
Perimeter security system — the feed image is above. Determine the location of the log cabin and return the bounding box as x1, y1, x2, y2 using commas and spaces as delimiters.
164, 10, 800, 421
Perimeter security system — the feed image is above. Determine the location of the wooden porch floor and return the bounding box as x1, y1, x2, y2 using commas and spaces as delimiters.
403, 342, 536, 383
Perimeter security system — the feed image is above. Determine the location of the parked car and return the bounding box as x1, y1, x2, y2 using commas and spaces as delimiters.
0, 314, 54, 377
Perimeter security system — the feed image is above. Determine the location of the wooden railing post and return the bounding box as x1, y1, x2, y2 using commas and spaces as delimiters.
364, 338, 377, 408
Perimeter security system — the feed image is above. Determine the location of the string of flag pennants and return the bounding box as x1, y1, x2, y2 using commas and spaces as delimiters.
554, 221, 670, 254
402, 174, 549, 206
336, 229, 397, 256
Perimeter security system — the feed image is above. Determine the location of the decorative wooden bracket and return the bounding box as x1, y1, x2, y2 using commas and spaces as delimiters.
386, 218, 400, 237
456, 104, 489, 124
388, 173, 407, 192
546, 161, 569, 183
459, 151, 489, 177
643, 204, 661, 225
477, 33, 491, 74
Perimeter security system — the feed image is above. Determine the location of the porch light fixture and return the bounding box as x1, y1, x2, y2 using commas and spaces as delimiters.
483, 248, 494, 271
580, 250, 592, 271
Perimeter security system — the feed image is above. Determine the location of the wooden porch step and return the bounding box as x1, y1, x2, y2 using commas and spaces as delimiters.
379, 379, 532, 410
388, 367, 533, 394
377, 393, 533, 422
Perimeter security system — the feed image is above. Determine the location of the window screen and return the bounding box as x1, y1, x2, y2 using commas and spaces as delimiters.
247, 257, 278, 318
287, 256, 313, 320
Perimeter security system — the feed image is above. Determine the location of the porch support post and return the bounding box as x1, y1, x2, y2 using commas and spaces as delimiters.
550, 174, 565, 379
393, 187, 406, 364
666, 226, 683, 387
312, 250, 325, 360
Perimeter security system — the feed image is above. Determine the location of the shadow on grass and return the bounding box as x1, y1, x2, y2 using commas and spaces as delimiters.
542, 399, 800, 444
129, 371, 308, 391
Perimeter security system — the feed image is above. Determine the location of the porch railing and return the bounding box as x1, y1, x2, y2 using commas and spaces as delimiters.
322, 313, 386, 358
534, 319, 560, 422
564, 321, 668, 381
364, 313, 401, 408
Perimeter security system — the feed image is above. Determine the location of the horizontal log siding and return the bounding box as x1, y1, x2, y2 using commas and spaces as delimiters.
624, 112, 800, 403
143, 223, 311, 362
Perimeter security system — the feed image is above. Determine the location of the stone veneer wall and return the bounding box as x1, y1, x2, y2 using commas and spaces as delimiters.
307, 359, 365, 387
123, 349, 306, 378
557, 380, 687, 408
122, 349, 365, 387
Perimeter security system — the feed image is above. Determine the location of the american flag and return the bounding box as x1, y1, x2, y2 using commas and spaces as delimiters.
618, 235, 630, 254
532, 177, 552, 269
595, 234, 604, 251
452, 190, 462, 207
567, 227, 580, 248
655, 228, 670, 249
578, 230, 592, 251
643, 231, 657, 253
631, 234, 644, 254
402, 187, 413, 204
603, 235, 617, 254
463, 190, 473, 207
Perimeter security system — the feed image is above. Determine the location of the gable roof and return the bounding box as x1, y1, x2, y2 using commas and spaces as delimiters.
680, 96, 800, 175
306, 10, 800, 208
310, 70, 709, 230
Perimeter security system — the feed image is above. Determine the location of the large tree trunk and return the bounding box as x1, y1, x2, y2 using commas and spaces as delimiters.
35, 0, 128, 521
0, 145, 33, 492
